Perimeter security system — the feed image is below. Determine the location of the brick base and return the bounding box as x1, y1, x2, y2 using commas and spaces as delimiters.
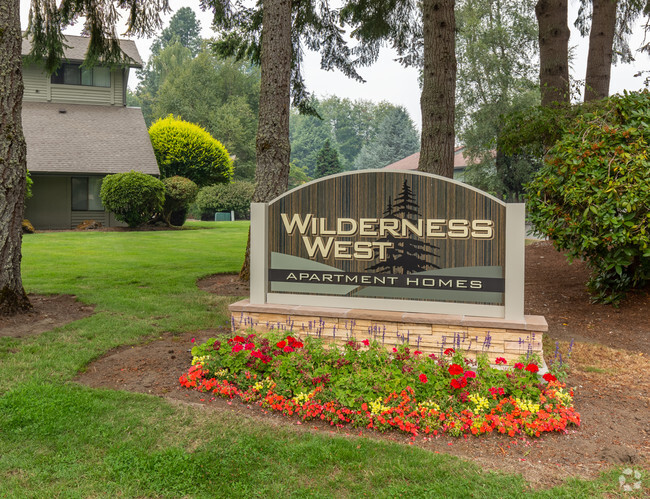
229, 300, 547, 365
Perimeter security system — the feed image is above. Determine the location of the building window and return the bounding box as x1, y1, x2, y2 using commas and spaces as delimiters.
51, 64, 111, 88
71, 177, 104, 211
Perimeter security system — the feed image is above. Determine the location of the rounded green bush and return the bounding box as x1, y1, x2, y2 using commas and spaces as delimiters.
100, 171, 165, 228
526, 90, 650, 304
162, 176, 199, 226
194, 181, 255, 220
149, 115, 233, 187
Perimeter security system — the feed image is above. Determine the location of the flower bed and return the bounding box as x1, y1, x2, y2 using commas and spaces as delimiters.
180, 332, 580, 438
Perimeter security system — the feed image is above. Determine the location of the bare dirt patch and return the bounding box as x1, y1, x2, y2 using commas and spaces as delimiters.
71, 242, 650, 487
0, 294, 94, 338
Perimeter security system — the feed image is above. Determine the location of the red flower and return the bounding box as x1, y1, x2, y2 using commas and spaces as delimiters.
414, 350, 422, 356
495, 357, 507, 365
244, 342, 255, 351
283, 345, 294, 353
190, 337, 195, 344
543, 373, 557, 382
212, 340, 221, 351
293, 341, 304, 348
286, 336, 297, 345
514, 362, 524, 370
460, 377, 467, 388
419, 373, 428, 383
428, 353, 437, 360
231, 344, 244, 353
251, 350, 261, 359
525, 363, 539, 373
233, 335, 246, 343
465, 370, 476, 379
448, 364, 464, 376
444, 348, 455, 356
450, 379, 462, 389
362, 339, 370, 346
276, 340, 287, 348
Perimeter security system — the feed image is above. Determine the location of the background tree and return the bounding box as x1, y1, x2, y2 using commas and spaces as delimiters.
150, 6, 202, 57
353, 106, 420, 170
0, 0, 30, 314
314, 140, 343, 178
148, 115, 233, 186
6, 0, 165, 315
535, 0, 570, 106
455, 0, 540, 199
341, 0, 456, 177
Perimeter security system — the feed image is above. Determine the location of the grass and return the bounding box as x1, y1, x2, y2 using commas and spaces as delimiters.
0, 223, 642, 497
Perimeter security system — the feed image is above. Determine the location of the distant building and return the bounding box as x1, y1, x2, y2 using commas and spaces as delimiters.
22, 34, 159, 229
383, 146, 478, 181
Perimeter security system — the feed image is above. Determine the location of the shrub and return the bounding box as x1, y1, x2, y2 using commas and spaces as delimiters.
193, 181, 255, 220
162, 176, 199, 226
149, 115, 233, 187
526, 90, 650, 304
100, 171, 165, 228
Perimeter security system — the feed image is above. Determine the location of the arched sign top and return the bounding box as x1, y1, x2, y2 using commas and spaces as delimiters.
269, 169, 507, 207
250, 170, 525, 320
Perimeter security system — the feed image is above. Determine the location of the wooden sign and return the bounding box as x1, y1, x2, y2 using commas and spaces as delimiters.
250, 171, 525, 319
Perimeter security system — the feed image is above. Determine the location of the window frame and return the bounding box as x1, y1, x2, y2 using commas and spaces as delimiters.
51, 63, 111, 88
71, 176, 105, 212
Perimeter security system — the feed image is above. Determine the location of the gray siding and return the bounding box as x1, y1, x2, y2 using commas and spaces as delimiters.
22, 64, 49, 102
23, 64, 126, 106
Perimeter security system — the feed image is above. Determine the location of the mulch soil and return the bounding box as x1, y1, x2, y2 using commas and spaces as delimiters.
2, 241, 648, 488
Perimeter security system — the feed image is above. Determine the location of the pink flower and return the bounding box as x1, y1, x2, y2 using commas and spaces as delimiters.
231, 344, 244, 353
428, 353, 437, 360
414, 350, 422, 356
419, 373, 428, 383
392, 347, 398, 353
495, 357, 507, 365
514, 362, 524, 370
362, 339, 370, 346
190, 337, 196, 344
283, 345, 294, 353
244, 342, 255, 351
464, 370, 476, 379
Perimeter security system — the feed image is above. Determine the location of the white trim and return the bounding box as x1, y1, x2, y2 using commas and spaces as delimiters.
250, 202, 268, 304
504, 203, 526, 320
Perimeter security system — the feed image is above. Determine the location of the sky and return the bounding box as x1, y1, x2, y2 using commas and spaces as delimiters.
19, 0, 650, 128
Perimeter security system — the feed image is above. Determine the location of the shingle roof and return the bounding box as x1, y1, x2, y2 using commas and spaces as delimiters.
22, 102, 160, 176
22, 34, 143, 68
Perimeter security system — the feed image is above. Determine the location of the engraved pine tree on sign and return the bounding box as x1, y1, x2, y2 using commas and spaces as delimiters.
367, 180, 440, 274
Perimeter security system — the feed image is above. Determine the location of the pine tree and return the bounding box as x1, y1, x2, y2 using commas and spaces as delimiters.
367, 180, 439, 274
314, 140, 343, 178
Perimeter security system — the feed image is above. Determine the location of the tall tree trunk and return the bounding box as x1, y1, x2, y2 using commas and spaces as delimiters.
239, 0, 292, 281
535, 0, 570, 106
584, 0, 617, 102
0, 0, 32, 315
418, 0, 456, 178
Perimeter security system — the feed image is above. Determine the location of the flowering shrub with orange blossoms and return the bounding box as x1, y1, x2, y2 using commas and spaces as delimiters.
180, 332, 580, 438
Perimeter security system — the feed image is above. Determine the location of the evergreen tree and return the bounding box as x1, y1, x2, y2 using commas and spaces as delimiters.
314, 140, 343, 178
354, 107, 419, 170
367, 180, 439, 274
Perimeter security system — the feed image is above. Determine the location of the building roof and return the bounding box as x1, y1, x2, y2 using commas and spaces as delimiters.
384, 147, 477, 171
22, 102, 159, 176
22, 34, 143, 68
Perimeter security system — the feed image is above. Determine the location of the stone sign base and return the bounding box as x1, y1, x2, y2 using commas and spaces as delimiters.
229, 300, 547, 365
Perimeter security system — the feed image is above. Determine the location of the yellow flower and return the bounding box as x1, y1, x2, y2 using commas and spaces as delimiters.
468, 393, 490, 413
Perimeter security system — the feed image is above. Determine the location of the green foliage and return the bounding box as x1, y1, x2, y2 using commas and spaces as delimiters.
193, 181, 256, 220
314, 140, 343, 178
25, 170, 33, 199
288, 162, 312, 190
526, 90, 650, 304
99, 171, 165, 228
149, 115, 233, 187
162, 176, 199, 226
353, 106, 420, 170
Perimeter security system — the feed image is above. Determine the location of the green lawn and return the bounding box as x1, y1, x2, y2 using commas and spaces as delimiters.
0, 224, 630, 497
